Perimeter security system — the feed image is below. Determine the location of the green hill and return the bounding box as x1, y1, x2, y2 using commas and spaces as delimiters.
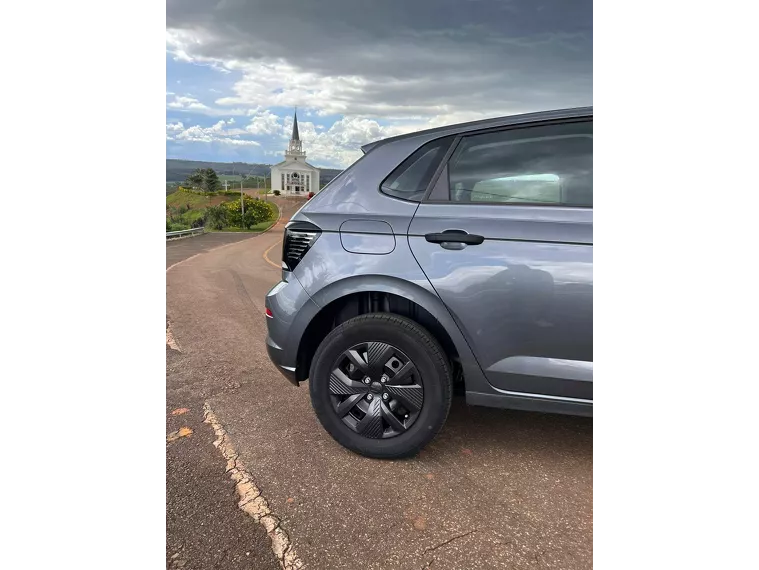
167, 159, 343, 186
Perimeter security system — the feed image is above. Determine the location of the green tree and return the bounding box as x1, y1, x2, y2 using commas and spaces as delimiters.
203, 168, 221, 193
184, 168, 204, 189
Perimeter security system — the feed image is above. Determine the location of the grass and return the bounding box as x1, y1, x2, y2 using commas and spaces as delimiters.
166, 191, 211, 209
166, 192, 236, 210
182, 209, 206, 226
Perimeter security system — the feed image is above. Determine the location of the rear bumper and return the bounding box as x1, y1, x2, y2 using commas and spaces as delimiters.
265, 334, 298, 385
264, 275, 319, 386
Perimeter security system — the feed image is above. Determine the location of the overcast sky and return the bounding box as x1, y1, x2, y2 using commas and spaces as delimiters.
166, 0, 592, 168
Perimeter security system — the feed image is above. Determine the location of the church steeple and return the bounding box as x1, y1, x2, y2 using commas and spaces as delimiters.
272, 106, 319, 196
291, 109, 300, 141
286, 108, 305, 158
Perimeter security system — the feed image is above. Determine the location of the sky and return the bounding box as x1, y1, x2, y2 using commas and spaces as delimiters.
166, 0, 592, 169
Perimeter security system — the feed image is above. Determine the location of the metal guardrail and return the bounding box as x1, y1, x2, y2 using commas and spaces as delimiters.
166, 227, 205, 240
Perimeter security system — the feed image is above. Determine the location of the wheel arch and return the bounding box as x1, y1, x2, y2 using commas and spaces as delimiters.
293, 275, 486, 390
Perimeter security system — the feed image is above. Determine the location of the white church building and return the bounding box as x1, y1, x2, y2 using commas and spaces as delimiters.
270, 111, 320, 195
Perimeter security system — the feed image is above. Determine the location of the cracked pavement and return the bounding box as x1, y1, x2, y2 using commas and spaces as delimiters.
166, 197, 593, 569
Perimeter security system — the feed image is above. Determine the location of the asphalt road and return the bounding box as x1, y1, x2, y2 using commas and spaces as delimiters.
166, 198, 302, 570
167, 232, 258, 270
166, 199, 592, 569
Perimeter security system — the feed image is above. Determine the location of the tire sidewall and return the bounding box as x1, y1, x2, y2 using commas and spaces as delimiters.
309, 315, 450, 457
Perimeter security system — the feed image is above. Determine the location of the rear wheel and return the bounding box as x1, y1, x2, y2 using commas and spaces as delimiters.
309, 313, 452, 458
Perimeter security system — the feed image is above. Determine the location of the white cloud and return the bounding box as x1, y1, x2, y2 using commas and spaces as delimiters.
167, 95, 209, 111
165, 50, 533, 156
166, 92, 249, 117
166, 1, 591, 123
274, 116, 407, 168
166, 1, 591, 168
245, 108, 281, 136
171, 119, 261, 146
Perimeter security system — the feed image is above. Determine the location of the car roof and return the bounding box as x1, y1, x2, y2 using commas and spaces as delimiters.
361, 106, 593, 154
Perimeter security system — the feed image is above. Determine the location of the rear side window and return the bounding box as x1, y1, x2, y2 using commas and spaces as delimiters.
381, 136, 454, 202
447, 121, 592, 207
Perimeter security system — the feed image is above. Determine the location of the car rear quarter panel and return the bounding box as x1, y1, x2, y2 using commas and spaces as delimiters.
291, 232, 492, 392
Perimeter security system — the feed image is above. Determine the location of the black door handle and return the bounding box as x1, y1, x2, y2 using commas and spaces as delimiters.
424, 230, 484, 245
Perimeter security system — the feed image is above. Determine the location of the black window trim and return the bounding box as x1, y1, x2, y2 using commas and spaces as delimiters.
420, 117, 593, 209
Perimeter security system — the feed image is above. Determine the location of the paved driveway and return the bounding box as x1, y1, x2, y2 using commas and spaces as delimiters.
166, 206, 592, 569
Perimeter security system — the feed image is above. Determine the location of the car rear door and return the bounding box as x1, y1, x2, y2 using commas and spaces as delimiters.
407, 119, 593, 402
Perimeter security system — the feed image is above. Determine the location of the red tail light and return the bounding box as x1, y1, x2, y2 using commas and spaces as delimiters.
265, 308, 273, 318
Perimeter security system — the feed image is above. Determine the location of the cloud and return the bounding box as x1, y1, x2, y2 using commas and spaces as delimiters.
169, 119, 261, 146
245, 108, 281, 136
166, 92, 249, 117
167, 113, 381, 167
166, 0, 591, 166
166, 0, 591, 123
167, 95, 209, 111
279, 116, 407, 168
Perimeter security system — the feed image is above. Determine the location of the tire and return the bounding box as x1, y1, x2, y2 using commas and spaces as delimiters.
309, 313, 452, 459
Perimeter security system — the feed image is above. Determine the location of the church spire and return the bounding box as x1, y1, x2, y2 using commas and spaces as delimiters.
291, 109, 300, 141
286, 108, 304, 158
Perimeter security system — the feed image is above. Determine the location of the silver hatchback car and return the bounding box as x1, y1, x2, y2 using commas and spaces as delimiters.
266, 107, 592, 458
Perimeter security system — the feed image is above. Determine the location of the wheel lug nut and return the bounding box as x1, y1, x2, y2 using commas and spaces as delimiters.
363, 377, 371, 384
380, 374, 388, 383
366, 394, 373, 401
382, 393, 389, 401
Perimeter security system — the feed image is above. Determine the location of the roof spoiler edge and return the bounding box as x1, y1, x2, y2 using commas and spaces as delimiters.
361, 140, 380, 154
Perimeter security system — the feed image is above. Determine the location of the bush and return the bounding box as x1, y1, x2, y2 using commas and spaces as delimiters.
223, 196, 275, 229
167, 202, 209, 230
167, 205, 191, 229
181, 209, 206, 229
273, 190, 281, 196
205, 204, 227, 230
167, 222, 190, 232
